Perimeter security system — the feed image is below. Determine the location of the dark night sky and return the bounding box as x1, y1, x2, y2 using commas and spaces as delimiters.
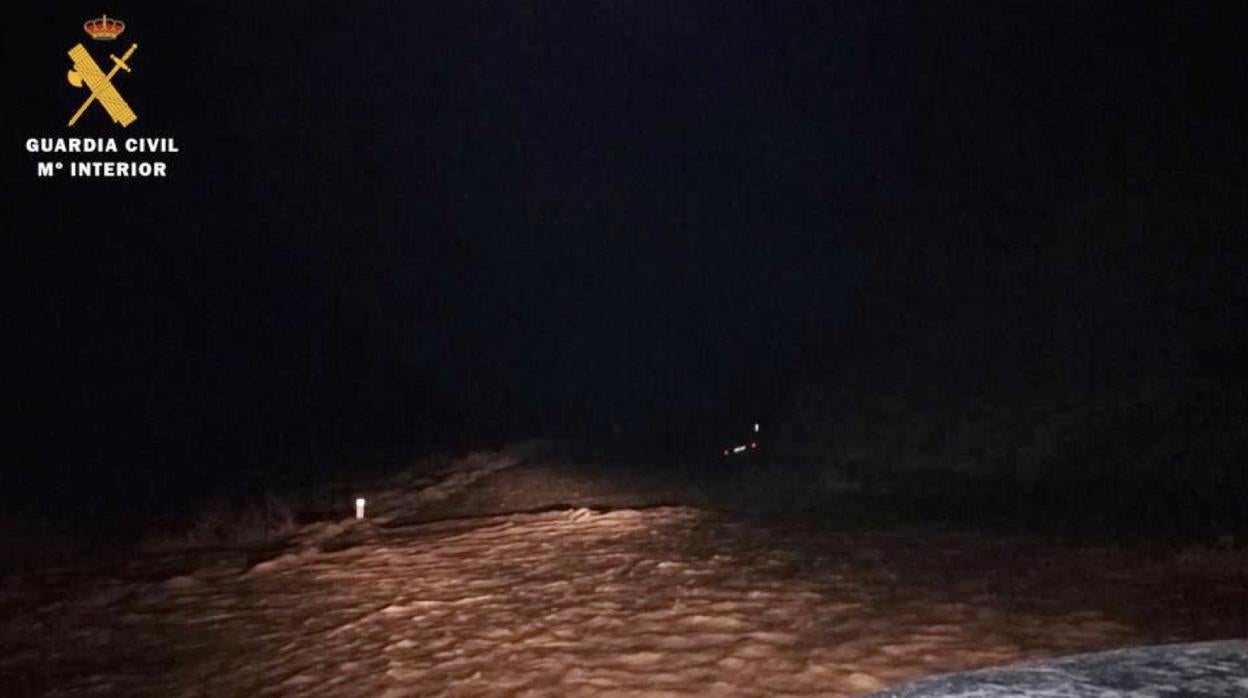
4, 2, 1245, 507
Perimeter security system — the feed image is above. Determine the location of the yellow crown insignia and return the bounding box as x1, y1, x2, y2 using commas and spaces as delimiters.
83, 14, 125, 41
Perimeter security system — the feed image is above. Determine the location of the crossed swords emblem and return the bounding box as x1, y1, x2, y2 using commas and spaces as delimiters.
66, 42, 138, 127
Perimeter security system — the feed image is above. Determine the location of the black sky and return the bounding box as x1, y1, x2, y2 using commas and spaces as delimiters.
4, 1, 1245, 509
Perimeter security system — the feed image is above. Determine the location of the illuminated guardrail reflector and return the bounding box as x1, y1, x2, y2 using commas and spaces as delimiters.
355, 497, 366, 520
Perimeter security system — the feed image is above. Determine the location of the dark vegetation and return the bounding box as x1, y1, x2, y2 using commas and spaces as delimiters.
772, 180, 1248, 537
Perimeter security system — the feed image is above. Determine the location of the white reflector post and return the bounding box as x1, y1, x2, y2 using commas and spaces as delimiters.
355, 497, 366, 520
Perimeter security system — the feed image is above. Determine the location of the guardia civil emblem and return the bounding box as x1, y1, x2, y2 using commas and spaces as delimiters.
67, 15, 138, 127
